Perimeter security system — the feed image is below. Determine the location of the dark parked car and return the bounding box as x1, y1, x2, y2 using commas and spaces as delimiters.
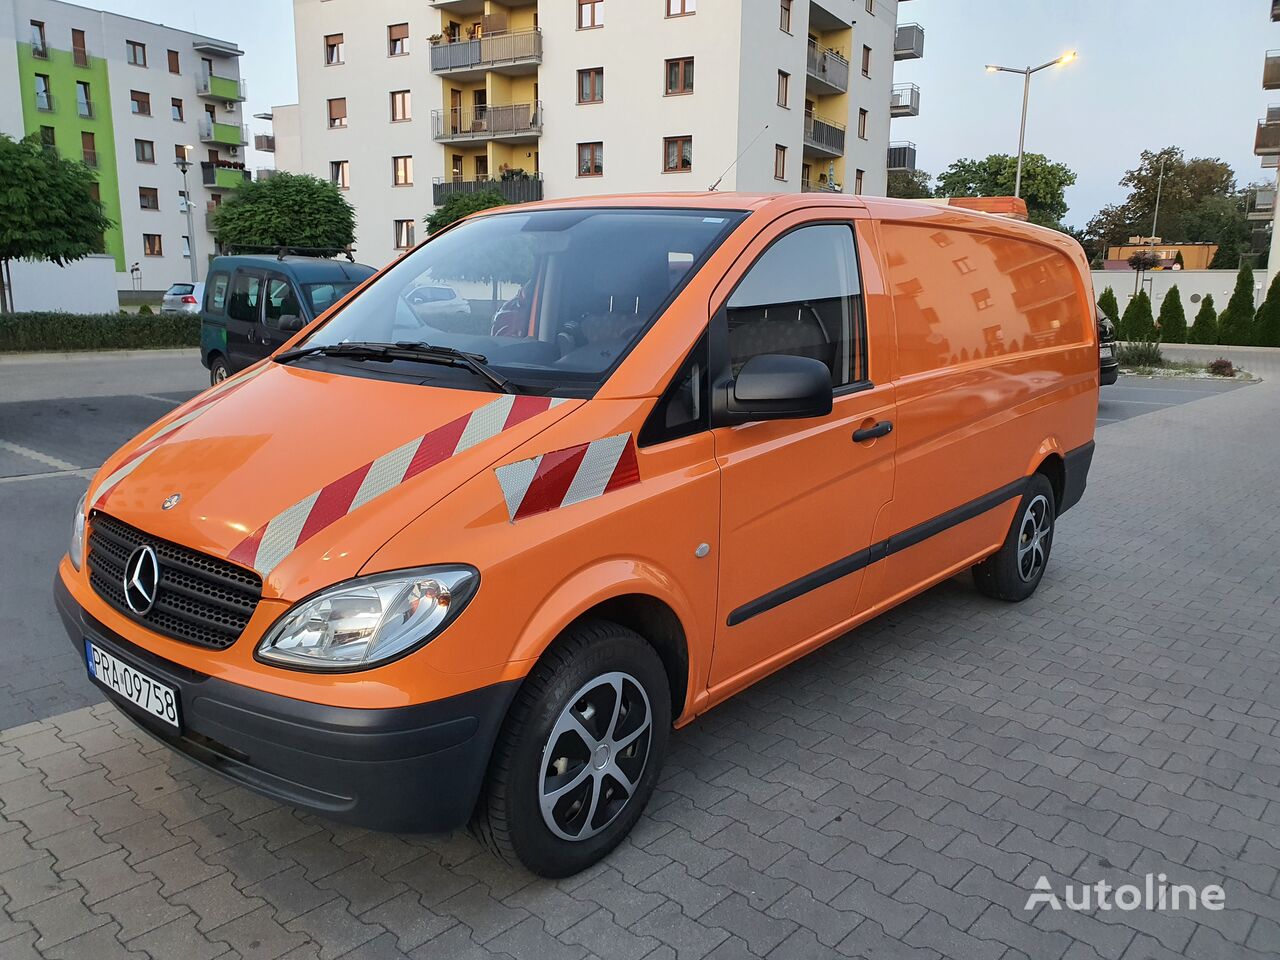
200, 255, 376, 384
1099, 316, 1118, 385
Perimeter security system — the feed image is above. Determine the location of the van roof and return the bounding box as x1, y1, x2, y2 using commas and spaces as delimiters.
209, 255, 377, 282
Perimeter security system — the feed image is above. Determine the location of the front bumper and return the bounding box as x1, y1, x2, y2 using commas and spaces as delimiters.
55, 575, 517, 833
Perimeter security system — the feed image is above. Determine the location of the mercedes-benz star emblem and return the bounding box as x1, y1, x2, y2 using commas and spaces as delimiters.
162, 493, 181, 511
122, 545, 160, 615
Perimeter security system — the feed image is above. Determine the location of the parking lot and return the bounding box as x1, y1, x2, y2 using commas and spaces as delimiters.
1, 350, 1278, 960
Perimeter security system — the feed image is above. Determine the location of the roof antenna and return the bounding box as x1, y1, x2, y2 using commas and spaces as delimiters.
708, 124, 770, 192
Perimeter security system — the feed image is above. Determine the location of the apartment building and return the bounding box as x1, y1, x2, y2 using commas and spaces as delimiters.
0, 0, 249, 292
1257, 1, 1280, 284
274, 0, 923, 268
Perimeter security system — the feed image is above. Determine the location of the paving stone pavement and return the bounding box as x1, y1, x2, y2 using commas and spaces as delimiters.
2, 362, 1280, 959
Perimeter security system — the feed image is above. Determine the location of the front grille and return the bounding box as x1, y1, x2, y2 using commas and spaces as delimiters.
87, 512, 262, 650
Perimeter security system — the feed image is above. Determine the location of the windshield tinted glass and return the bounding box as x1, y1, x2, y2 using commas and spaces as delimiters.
301, 208, 746, 393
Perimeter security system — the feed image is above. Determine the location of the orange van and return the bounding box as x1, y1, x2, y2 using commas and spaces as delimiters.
56, 193, 1098, 876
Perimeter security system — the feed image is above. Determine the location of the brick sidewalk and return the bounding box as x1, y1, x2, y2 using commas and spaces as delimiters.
3, 370, 1279, 959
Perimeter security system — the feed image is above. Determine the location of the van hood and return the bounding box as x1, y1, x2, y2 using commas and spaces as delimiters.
89, 363, 574, 597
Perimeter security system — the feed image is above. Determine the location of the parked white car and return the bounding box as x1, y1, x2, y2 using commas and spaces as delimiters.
161, 282, 205, 315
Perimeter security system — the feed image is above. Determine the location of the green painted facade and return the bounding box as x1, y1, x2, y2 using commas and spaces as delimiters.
206, 73, 243, 101
16, 42, 125, 271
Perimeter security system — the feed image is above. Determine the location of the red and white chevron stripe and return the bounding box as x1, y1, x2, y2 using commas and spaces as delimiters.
229, 394, 567, 576
495, 432, 639, 522
91, 364, 270, 509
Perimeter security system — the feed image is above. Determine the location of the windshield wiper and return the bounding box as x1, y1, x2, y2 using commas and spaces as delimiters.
276, 341, 516, 394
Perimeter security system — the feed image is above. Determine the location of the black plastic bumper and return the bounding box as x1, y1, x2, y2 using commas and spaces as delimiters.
1059, 440, 1095, 516
1101, 358, 1119, 386
55, 575, 517, 833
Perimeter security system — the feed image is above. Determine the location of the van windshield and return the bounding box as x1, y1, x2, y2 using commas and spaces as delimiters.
298, 208, 746, 394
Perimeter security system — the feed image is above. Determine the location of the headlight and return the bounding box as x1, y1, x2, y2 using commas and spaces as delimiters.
70, 493, 87, 571
256, 566, 478, 671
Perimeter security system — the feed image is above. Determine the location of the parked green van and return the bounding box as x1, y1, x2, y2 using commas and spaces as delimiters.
201, 255, 376, 384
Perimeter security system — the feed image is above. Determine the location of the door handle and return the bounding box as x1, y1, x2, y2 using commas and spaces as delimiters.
853, 420, 893, 443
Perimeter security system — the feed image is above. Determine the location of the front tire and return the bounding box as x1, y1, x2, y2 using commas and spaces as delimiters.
209, 355, 230, 385
973, 473, 1056, 602
473, 620, 671, 877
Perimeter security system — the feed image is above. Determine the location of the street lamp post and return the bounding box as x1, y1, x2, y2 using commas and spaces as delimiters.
174, 146, 198, 283
984, 51, 1077, 199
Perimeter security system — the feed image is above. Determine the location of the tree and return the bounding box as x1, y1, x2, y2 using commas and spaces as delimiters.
887, 169, 933, 199
935, 153, 1076, 228
1127, 250, 1160, 273
1157, 284, 1187, 343
0, 133, 113, 313
1119, 291, 1156, 341
1097, 286, 1120, 324
1187, 294, 1218, 344
426, 190, 510, 236
211, 172, 355, 257
1216, 262, 1257, 345
1174, 251, 1185, 268
1254, 272, 1280, 347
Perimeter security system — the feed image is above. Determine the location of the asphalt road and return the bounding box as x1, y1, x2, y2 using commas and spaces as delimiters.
0, 359, 1256, 729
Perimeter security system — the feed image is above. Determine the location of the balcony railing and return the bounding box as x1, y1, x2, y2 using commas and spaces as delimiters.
1253, 226, 1272, 253
430, 29, 543, 74
201, 160, 251, 189
806, 40, 849, 94
888, 141, 918, 172
255, 133, 275, 152
35, 91, 54, 112
890, 83, 921, 118
30, 31, 48, 59
895, 23, 925, 61
1249, 188, 1277, 220
803, 113, 846, 157
801, 179, 840, 193
1273, 0, 1280, 21
256, 168, 278, 181
82, 149, 98, 168
199, 117, 249, 146
198, 72, 247, 101
1256, 120, 1280, 156
433, 102, 543, 142
76, 99, 95, 119
433, 174, 544, 206
73, 45, 90, 67
1267, 51, 1280, 90
1264, 154, 1279, 169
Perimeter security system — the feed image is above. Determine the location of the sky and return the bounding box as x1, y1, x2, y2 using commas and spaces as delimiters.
87, 0, 1272, 230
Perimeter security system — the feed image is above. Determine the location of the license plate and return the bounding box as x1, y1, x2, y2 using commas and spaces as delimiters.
85, 640, 180, 730
1100, 345, 1113, 358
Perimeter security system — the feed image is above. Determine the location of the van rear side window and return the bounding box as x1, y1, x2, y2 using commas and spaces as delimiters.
881, 224, 1084, 375
205, 272, 229, 314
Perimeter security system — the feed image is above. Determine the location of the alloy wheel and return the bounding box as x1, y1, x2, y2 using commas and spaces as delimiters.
1017, 494, 1052, 582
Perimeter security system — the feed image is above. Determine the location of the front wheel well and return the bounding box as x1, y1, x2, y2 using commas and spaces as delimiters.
1035, 453, 1065, 511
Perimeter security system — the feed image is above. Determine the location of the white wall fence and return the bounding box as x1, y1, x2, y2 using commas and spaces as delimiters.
7, 256, 120, 313
1092, 269, 1265, 316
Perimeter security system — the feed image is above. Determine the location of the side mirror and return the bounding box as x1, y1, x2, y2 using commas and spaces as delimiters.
278, 314, 306, 333
721, 354, 833, 425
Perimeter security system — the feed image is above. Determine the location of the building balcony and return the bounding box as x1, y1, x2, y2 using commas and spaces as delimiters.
1252, 225, 1271, 253
255, 133, 275, 152
430, 29, 542, 79
1266, 51, 1280, 90
433, 174, 543, 206
1273, 0, 1280, 20
201, 160, 250, 189
895, 23, 925, 61
887, 141, 917, 172
199, 117, 248, 147
1256, 119, 1280, 156
890, 83, 920, 118
198, 72, 246, 102
806, 40, 849, 95
256, 168, 278, 181
433, 101, 542, 144
1263, 154, 1279, 169
1249, 187, 1277, 220
801, 179, 841, 193
803, 113, 845, 158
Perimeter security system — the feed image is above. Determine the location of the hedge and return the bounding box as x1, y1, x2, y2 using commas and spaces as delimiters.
0, 312, 200, 353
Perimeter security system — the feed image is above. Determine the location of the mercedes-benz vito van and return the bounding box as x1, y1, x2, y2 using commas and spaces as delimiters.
57, 193, 1098, 877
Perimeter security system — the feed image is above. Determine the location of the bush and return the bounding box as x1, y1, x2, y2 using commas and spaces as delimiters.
1119, 290, 1156, 341
1188, 294, 1218, 344
1207, 358, 1235, 377
1254, 272, 1280, 347
1217, 262, 1257, 346
1116, 339, 1163, 367
1096, 286, 1120, 324
426, 189, 509, 236
0, 311, 200, 353
137, 303, 154, 315
1156, 285, 1187, 343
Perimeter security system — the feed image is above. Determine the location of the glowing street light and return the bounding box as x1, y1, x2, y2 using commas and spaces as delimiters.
984, 51, 1078, 198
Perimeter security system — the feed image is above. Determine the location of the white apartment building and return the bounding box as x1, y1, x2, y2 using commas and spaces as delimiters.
1, 0, 249, 294
270, 0, 924, 268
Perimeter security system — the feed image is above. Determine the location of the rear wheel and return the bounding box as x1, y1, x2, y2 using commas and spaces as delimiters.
473, 620, 670, 877
973, 473, 1056, 602
209, 355, 229, 385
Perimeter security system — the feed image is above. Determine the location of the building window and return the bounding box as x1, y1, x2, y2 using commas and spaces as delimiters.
665, 57, 694, 95
390, 90, 411, 122
578, 0, 603, 29
774, 145, 786, 180
171, 97, 183, 122
175, 144, 188, 162
325, 33, 344, 65
182, 236, 191, 258
854, 169, 863, 193
388, 23, 408, 56
667, 0, 695, 16
76, 81, 93, 118
577, 141, 603, 177
578, 67, 604, 104
30, 20, 48, 57
143, 234, 163, 256
393, 155, 413, 185
866, 0, 875, 12
167, 49, 180, 73
126, 40, 146, 66
34, 74, 52, 111
663, 135, 692, 173
72, 28, 88, 66
779, 0, 791, 31
330, 160, 349, 188
139, 187, 160, 210
861, 45, 871, 77
82, 131, 97, 167
858, 108, 868, 139
328, 98, 347, 128
38, 125, 55, 149
130, 90, 151, 115
777, 71, 789, 107
394, 219, 415, 249
135, 139, 155, 162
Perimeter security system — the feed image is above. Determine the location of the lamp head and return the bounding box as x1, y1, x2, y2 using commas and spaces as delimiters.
1058, 50, 1077, 65
985, 65, 998, 73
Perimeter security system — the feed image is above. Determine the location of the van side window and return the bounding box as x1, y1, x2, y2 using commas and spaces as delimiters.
725, 224, 865, 387
639, 332, 709, 447
264, 276, 302, 327
205, 272, 229, 314
227, 273, 262, 324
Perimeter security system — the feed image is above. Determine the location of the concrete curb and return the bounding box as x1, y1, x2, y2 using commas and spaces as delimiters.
0, 348, 200, 365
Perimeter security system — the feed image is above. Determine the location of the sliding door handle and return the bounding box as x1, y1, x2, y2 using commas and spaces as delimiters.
853, 420, 893, 443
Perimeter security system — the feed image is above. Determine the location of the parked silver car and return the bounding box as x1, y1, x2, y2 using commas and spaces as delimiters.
161, 282, 205, 315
